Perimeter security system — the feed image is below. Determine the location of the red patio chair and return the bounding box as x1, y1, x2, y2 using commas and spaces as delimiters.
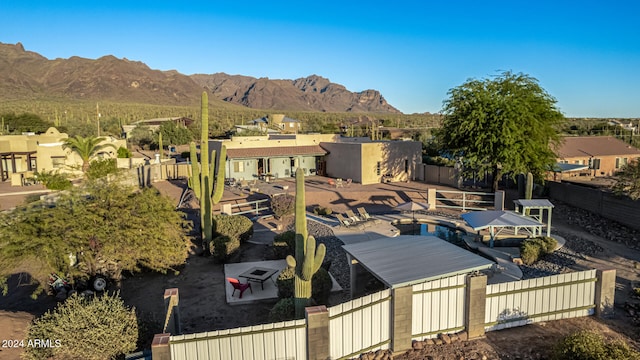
328, 179, 336, 187
227, 277, 252, 298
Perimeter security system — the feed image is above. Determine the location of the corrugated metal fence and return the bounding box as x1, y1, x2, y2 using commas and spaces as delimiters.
485, 270, 597, 331
412, 274, 467, 339
328, 289, 392, 359
169, 320, 306, 360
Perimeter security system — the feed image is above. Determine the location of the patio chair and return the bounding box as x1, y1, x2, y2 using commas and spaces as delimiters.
327, 178, 336, 187
345, 209, 362, 223
336, 178, 344, 188
335, 213, 352, 227
357, 207, 372, 221
227, 277, 252, 298
345, 178, 352, 187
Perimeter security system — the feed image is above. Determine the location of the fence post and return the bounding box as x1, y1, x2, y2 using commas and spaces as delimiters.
427, 188, 437, 210
151, 333, 171, 360
391, 285, 413, 353
305, 305, 330, 360
464, 274, 487, 339
221, 203, 232, 215
163, 288, 181, 335
594, 269, 616, 318
494, 190, 504, 210
462, 192, 466, 211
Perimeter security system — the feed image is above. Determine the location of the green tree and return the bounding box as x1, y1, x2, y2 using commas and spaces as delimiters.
23, 292, 138, 360
0, 182, 192, 297
157, 120, 194, 145
0, 112, 54, 134
436, 71, 564, 191
612, 159, 640, 200
62, 135, 117, 173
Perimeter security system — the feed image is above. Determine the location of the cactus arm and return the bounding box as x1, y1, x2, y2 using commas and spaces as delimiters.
525, 172, 533, 200
212, 146, 226, 204
189, 142, 201, 199
295, 168, 308, 243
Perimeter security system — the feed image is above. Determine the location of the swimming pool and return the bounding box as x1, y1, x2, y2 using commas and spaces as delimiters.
391, 219, 468, 246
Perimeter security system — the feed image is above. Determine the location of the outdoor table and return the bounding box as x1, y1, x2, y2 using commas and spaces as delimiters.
238, 267, 278, 290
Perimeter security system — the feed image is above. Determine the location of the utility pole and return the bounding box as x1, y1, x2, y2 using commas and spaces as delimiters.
96, 103, 101, 137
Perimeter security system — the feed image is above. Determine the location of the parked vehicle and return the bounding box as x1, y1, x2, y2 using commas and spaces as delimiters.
47, 272, 108, 301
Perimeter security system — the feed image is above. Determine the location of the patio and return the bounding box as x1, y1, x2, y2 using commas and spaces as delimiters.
223, 260, 343, 305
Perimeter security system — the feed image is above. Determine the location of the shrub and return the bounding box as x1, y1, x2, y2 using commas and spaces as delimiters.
271, 194, 295, 219
87, 158, 118, 180
552, 330, 640, 360
312, 267, 333, 305
313, 206, 333, 216
272, 231, 296, 259
268, 298, 296, 322
276, 266, 295, 299
212, 214, 253, 243
520, 237, 557, 265
210, 235, 239, 262
34, 170, 72, 190
117, 146, 132, 158
23, 292, 138, 360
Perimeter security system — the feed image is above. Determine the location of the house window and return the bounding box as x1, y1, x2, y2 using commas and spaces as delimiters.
289, 123, 294, 128
404, 159, 409, 173
615, 158, 620, 169
52, 157, 65, 169
376, 161, 381, 176
233, 161, 244, 172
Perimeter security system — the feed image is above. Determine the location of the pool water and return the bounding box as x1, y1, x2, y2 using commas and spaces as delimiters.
395, 223, 466, 246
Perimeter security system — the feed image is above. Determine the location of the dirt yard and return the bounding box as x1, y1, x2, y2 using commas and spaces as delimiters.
1, 179, 639, 360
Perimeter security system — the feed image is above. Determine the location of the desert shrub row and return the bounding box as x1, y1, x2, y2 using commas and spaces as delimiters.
272, 230, 296, 259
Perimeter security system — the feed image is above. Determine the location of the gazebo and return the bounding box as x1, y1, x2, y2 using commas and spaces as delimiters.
513, 199, 554, 237
460, 210, 544, 248
342, 235, 494, 298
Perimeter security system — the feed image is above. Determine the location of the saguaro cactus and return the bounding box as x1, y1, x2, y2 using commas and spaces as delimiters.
525, 172, 533, 200
187, 92, 226, 248
286, 168, 326, 318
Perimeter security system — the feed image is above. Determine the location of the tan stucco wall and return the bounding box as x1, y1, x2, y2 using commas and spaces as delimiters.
322, 142, 362, 182
360, 141, 422, 185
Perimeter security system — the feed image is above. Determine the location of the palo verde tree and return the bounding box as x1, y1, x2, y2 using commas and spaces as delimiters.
0, 181, 192, 298
436, 71, 564, 191
62, 135, 117, 173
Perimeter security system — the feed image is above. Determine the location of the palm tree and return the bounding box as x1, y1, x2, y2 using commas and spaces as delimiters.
63, 135, 117, 173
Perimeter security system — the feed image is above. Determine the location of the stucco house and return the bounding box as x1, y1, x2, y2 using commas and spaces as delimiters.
0, 127, 126, 184
554, 136, 640, 178
210, 134, 422, 185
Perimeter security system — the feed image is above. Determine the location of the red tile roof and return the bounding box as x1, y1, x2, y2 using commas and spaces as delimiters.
557, 136, 640, 158
226, 145, 327, 159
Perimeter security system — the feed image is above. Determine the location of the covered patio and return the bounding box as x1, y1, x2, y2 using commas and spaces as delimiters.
342, 235, 494, 298
461, 210, 544, 248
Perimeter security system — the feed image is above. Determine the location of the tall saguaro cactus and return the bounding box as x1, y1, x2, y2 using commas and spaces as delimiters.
286, 168, 326, 318
187, 92, 226, 248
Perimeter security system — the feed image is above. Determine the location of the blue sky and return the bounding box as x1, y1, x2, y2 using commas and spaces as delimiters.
3, 1, 640, 117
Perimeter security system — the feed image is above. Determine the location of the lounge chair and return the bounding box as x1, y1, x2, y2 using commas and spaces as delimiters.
357, 207, 372, 221
345, 210, 362, 223
227, 277, 252, 298
335, 213, 353, 227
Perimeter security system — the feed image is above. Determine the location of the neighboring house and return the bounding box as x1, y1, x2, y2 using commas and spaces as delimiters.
554, 136, 640, 178
210, 134, 422, 185
607, 119, 638, 134
270, 114, 301, 133
121, 117, 194, 139
0, 127, 125, 184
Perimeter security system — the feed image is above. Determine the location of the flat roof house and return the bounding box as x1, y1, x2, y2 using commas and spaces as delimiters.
0, 127, 125, 184
555, 136, 640, 177
210, 134, 422, 185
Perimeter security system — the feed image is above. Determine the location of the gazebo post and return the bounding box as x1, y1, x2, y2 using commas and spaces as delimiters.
547, 208, 552, 237
489, 226, 495, 248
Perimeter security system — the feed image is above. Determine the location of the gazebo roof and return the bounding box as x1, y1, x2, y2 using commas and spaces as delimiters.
461, 210, 542, 231
342, 235, 494, 289
513, 199, 554, 208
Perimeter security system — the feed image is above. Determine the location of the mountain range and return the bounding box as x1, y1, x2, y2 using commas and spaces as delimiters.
0, 42, 400, 113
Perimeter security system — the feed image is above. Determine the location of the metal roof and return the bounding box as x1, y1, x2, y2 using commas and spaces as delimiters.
513, 199, 554, 208
551, 163, 590, 172
342, 235, 494, 289
461, 211, 542, 231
